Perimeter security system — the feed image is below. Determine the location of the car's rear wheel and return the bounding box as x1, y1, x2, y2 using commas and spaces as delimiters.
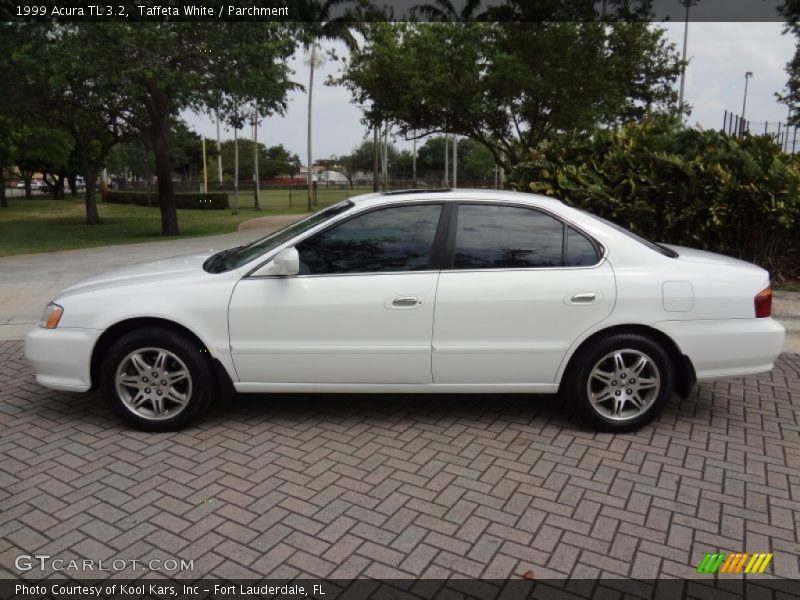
100, 328, 214, 431
565, 333, 674, 432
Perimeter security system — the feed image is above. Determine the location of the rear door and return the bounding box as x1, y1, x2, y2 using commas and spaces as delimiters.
432, 202, 616, 384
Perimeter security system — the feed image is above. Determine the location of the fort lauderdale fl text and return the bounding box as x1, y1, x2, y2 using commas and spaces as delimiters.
17, 583, 325, 596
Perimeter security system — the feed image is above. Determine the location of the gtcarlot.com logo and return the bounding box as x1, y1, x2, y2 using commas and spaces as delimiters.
15, 554, 194, 572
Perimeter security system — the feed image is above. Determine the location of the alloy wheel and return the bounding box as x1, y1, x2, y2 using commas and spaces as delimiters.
586, 349, 661, 421
115, 347, 193, 421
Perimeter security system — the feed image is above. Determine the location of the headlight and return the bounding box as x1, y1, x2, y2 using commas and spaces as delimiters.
39, 302, 64, 329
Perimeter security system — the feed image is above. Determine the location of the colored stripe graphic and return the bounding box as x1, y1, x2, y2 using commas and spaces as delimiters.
697, 552, 773, 574
743, 554, 773, 574
697, 553, 726, 574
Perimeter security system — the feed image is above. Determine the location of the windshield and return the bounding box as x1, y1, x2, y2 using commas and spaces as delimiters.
586, 213, 678, 258
205, 201, 353, 273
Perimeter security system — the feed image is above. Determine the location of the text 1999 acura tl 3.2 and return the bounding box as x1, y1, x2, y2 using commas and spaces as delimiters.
26, 189, 785, 431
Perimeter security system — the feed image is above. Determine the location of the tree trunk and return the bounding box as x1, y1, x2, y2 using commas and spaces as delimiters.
77, 145, 101, 225
23, 173, 32, 198
55, 173, 65, 199
67, 174, 77, 196
144, 83, 178, 236
0, 170, 7, 207
83, 167, 101, 225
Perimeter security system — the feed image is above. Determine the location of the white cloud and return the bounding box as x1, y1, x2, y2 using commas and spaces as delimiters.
661, 21, 795, 130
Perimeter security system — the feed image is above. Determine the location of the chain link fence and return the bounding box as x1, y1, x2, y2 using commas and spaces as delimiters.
722, 110, 799, 153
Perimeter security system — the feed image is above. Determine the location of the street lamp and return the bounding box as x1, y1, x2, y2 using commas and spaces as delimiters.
677, 0, 699, 114
742, 71, 753, 121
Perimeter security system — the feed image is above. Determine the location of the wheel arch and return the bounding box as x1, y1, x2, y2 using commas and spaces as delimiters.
89, 317, 234, 396
559, 324, 696, 398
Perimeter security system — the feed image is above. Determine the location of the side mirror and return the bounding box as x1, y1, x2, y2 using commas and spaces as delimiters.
252, 247, 300, 277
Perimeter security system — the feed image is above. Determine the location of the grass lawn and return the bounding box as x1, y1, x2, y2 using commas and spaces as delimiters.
0, 187, 365, 257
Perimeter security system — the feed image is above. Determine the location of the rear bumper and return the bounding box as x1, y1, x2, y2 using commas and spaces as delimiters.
25, 326, 100, 392
654, 318, 785, 380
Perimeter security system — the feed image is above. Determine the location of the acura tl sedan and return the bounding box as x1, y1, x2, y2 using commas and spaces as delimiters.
26, 189, 785, 432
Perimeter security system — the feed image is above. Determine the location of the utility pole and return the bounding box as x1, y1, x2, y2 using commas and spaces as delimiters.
741, 71, 753, 135
444, 135, 449, 187
382, 125, 389, 191
452, 135, 458, 188
373, 123, 379, 192
306, 44, 322, 211
202, 138, 208, 193
215, 114, 223, 186
253, 103, 260, 210
412, 133, 417, 184
677, 0, 698, 115
234, 117, 239, 208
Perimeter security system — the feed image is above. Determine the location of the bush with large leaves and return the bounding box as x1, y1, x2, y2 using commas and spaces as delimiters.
511, 117, 800, 282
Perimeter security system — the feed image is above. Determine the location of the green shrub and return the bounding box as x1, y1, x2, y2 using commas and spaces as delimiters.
510, 116, 800, 282
106, 191, 229, 210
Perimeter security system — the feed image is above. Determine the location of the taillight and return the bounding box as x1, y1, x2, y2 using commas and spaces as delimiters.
754, 287, 772, 318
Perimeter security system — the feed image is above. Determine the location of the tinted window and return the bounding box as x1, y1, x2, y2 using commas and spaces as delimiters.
212, 201, 353, 272
297, 204, 442, 275
453, 205, 564, 269
565, 226, 598, 266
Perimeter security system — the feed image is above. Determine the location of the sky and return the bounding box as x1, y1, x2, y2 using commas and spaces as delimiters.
184, 21, 797, 162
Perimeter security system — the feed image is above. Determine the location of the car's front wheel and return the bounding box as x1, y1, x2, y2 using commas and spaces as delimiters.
565, 333, 674, 432
100, 328, 214, 431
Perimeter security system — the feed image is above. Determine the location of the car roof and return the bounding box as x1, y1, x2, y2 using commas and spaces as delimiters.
348, 188, 565, 211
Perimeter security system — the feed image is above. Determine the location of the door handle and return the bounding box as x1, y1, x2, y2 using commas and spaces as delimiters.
570, 292, 597, 303
388, 295, 422, 309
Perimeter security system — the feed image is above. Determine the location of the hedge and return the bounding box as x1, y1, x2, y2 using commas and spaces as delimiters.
106, 190, 230, 210
509, 116, 800, 283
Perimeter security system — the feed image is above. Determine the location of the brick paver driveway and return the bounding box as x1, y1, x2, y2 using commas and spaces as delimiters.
1, 340, 799, 580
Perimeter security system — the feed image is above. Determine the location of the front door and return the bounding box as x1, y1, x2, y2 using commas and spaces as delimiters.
432, 203, 616, 384
229, 203, 445, 384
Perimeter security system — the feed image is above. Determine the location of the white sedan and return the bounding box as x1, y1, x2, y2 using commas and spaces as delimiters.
26, 189, 785, 431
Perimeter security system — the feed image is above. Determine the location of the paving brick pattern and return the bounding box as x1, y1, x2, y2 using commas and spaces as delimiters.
1, 339, 799, 580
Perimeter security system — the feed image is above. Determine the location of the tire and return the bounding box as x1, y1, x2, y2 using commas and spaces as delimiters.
100, 327, 215, 431
564, 332, 674, 432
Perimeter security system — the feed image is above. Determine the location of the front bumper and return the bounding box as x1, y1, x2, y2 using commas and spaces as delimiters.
655, 318, 785, 380
25, 326, 101, 392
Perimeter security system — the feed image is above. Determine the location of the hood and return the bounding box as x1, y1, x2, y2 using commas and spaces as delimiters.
663, 245, 765, 273
57, 252, 214, 298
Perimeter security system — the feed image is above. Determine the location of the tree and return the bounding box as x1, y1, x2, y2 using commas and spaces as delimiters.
340, 19, 682, 170
296, 0, 359, 210
6, 23, 137, 223
0, 117, 21, 207
263, 144, 302, 179
14, 125, 73, 198
511, 116, 800, 281
68, 23, 298, 235
107, 141, 153, 189
333, 139, 404, 186
779, 1, 800, 125
416, 135, 494, 182
219, 140, 301, 181
411, 0, 485, 21
0, 28, 24, 208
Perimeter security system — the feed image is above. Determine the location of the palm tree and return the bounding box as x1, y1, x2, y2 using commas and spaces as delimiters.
298, 0, 359, 211
411, 0, 485, 21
